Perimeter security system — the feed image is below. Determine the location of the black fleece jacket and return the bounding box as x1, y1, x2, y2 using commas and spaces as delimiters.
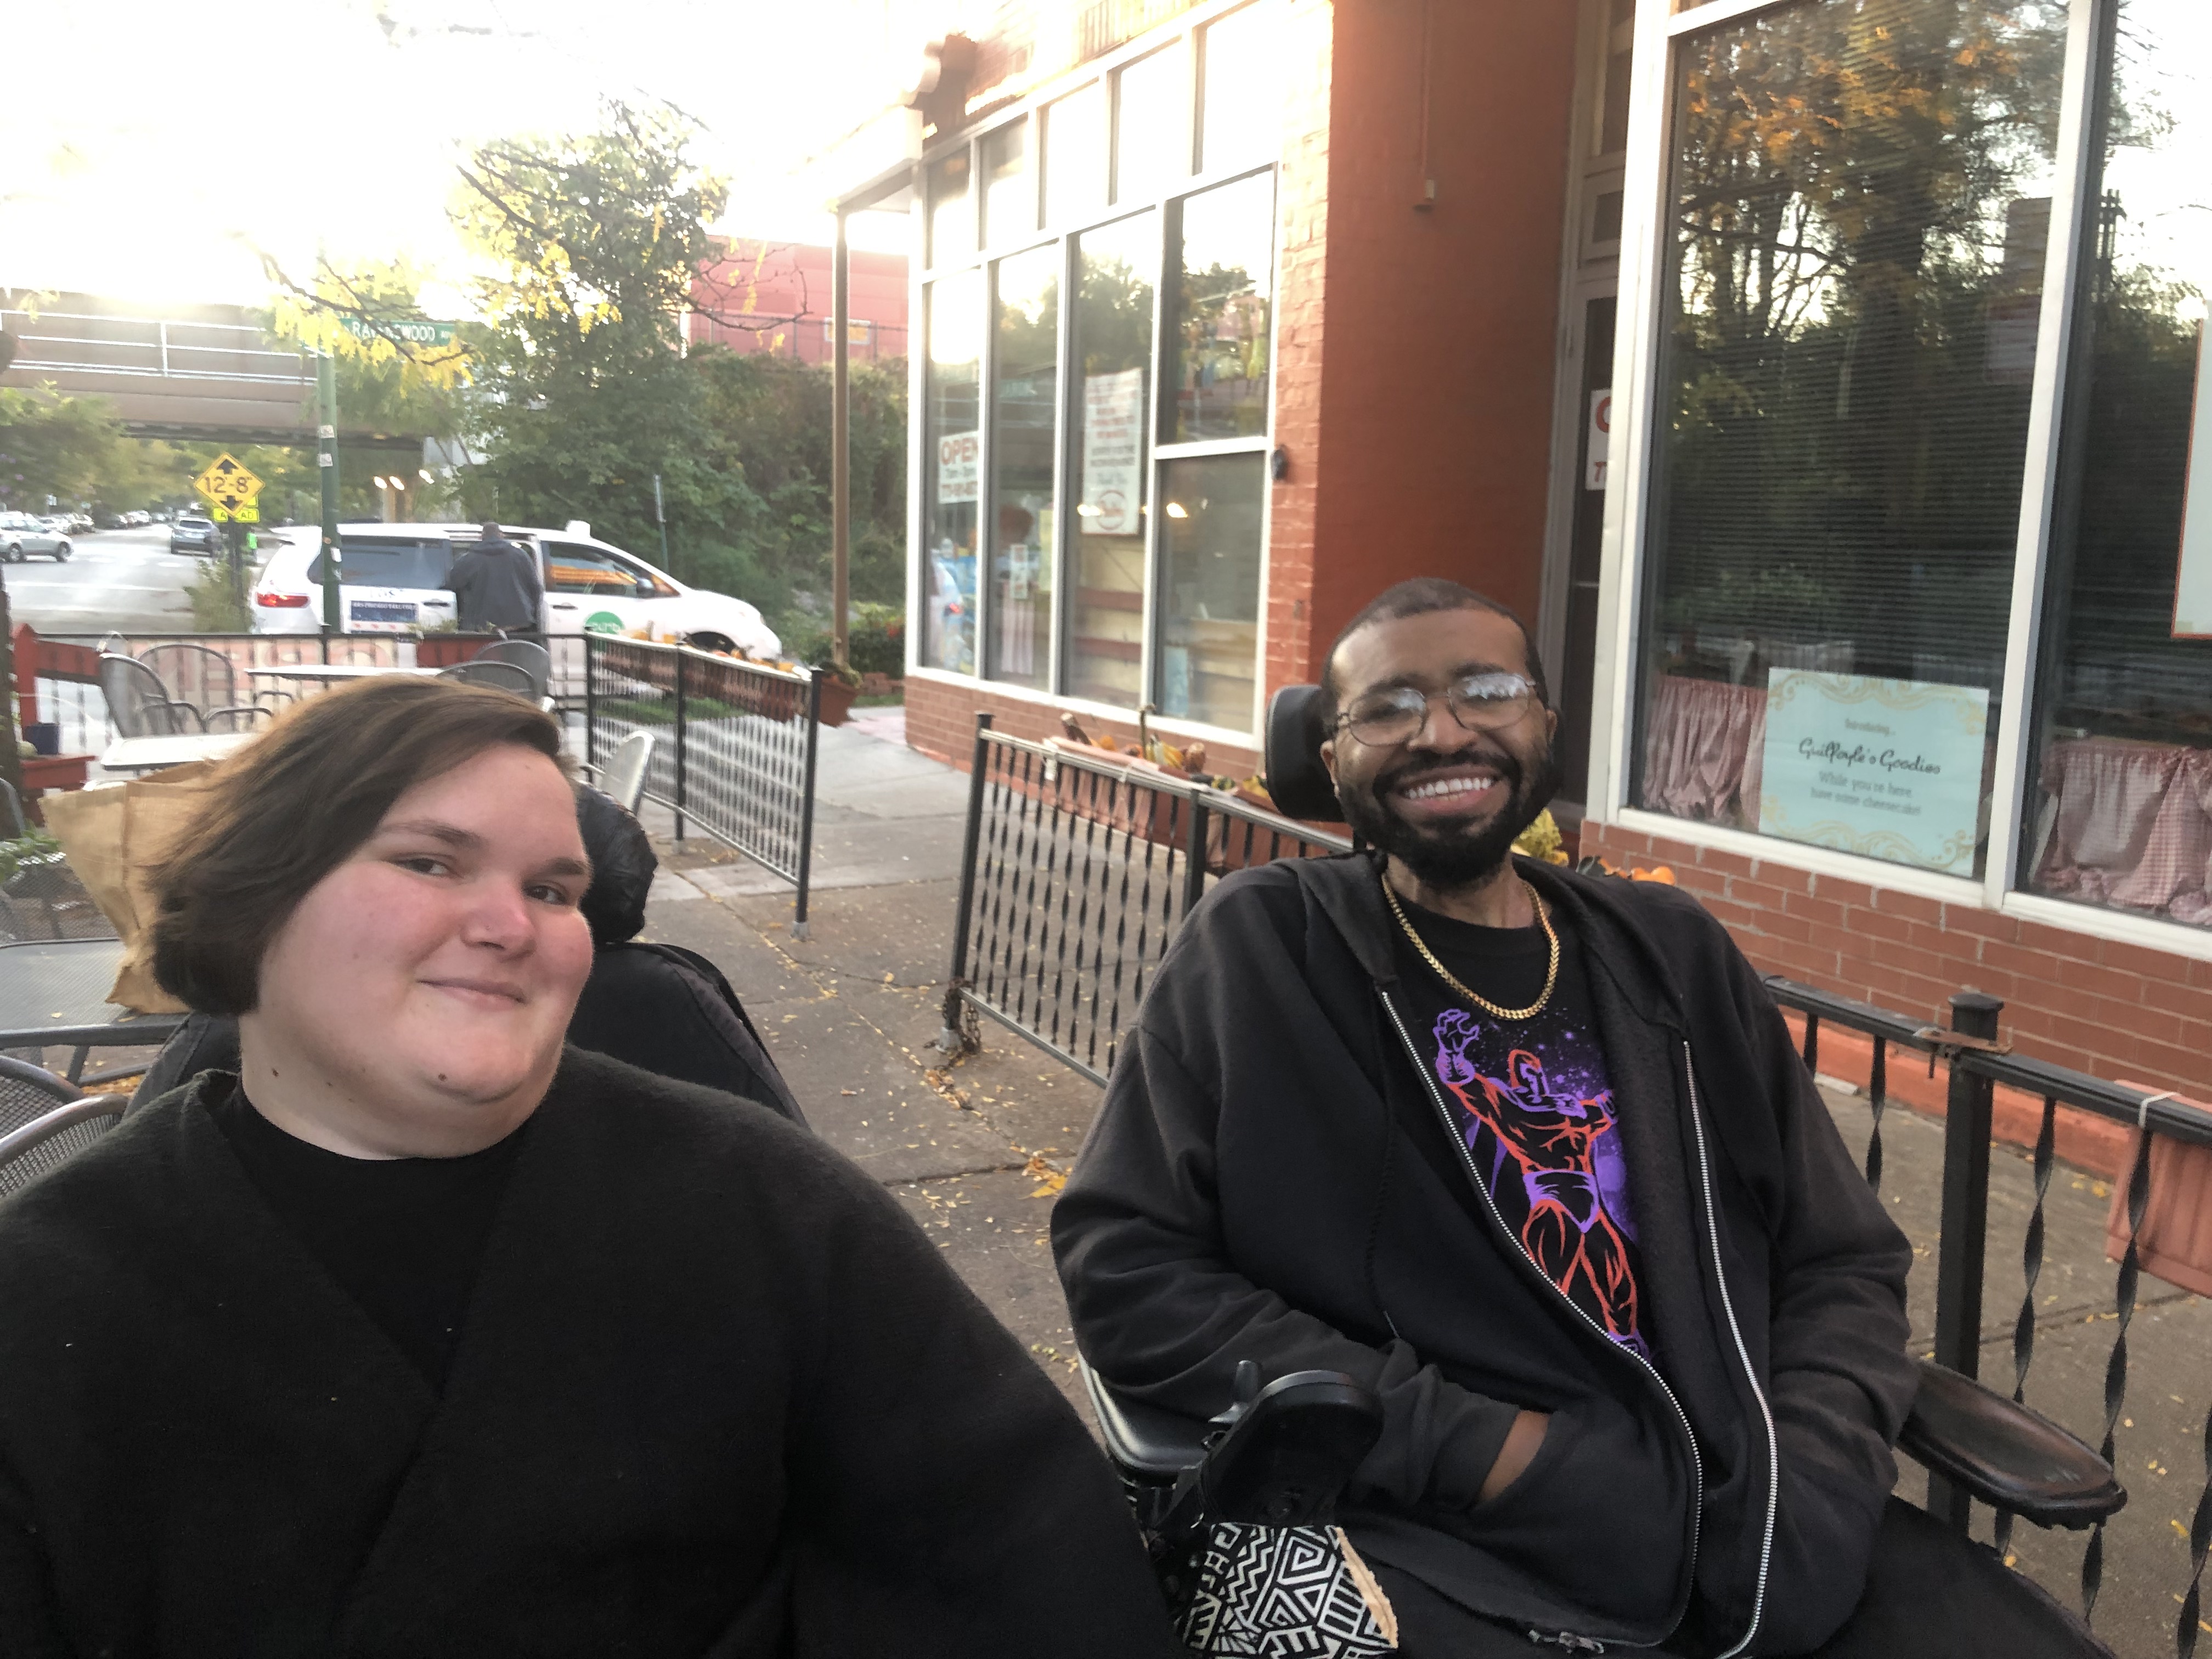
1053, 854, 1916, 1657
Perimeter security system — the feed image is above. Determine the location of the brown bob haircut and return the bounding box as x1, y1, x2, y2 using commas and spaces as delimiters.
149, 676, 568, 1016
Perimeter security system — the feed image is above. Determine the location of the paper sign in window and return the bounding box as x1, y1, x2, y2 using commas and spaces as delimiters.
2175, 328, 2212, 638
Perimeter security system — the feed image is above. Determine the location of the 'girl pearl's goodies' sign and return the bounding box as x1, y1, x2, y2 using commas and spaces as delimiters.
1758, 672, 1990, 874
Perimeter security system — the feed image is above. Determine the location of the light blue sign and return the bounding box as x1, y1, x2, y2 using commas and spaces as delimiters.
1757, 671, 1989, 874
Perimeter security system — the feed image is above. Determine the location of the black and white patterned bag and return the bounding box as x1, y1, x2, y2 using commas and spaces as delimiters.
1177, 1521, 1399, 1657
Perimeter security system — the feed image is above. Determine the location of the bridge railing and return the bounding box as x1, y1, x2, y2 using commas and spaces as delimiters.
1, 308, 308, 387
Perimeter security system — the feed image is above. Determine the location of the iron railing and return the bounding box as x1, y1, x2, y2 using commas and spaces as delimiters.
939, 714, 1351, 1085
1769, 978, 2212, 1659
584, 635, 821, 935
22, 630, 585, 760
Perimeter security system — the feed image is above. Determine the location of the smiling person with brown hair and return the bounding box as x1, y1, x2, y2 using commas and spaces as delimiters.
0, 677, 1180, 1659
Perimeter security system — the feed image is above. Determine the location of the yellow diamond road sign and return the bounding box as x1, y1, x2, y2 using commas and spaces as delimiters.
193, 453, 264, 518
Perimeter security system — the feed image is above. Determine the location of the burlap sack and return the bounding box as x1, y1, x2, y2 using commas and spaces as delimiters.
43, 762, 219, 1015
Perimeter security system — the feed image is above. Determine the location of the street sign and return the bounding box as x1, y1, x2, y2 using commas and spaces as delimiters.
340, 317, 456, 347
193, 453, 264, 519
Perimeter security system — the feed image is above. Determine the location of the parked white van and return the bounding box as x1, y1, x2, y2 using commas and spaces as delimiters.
249, 521, 780, 658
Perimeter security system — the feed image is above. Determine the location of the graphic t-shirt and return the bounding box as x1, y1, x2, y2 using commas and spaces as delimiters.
1390, 889, 1652, 1361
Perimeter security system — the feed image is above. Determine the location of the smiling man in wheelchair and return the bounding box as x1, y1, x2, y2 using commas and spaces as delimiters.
1054, 579, 2114, 1658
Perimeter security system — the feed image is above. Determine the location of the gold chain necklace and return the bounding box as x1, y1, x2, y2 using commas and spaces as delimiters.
1381, 871, 1560, 1022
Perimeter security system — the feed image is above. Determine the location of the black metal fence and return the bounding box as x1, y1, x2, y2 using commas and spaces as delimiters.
27, 630, 584, 759
1770, 979, 2212, 1658
939, 714, 1351, 1085
584, 635, 821, 935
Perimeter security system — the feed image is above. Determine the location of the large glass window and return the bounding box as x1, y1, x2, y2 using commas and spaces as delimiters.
927, 150, 973, 269
1200, 3, 1286, 174
1171, 172, 1274, 442
1066, 212, 1157, 708
1633, 0, 2064, 879
1156, 455, 1265, 727
1115, 45, 1190, 204
989, 246, 1060, 688
921, 272, 982, 675
2019, 0, 2212, 929
1044, 83, 1108, 229
984, 121, 1033, 248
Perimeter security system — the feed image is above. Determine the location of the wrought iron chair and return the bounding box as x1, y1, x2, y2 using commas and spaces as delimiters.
437, 660, 537, 698
137, 641, 281, 731
97, 653, 199, 738
471, 637, 553, 702
0, 1057, 123, 1198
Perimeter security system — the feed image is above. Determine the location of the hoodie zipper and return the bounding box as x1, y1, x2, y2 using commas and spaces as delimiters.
1681, 1046, 1779, 1659
1377, 988, 1703, 1651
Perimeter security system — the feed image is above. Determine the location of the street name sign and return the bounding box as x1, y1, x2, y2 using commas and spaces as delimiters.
341, 317, 457, 347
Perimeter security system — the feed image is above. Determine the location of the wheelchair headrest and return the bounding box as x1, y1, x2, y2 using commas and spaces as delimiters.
576, 786, 656, 947
1263, 684, 1343, 823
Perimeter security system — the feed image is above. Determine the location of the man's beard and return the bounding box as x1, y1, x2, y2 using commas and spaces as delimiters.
1337, 737, 1562, 890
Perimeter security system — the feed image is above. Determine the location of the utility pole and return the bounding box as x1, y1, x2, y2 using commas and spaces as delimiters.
317, 351, 341, 634
830, 207, 851, 671
653, 472, 672, 579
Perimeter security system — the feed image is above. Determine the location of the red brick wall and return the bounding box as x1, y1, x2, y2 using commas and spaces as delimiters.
1291, 0, 1581, 686
905, 674, 1260, 778
1582, 820, 2212, 1104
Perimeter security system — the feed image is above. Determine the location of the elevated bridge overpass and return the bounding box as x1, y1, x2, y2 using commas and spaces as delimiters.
0, 292, 426, 455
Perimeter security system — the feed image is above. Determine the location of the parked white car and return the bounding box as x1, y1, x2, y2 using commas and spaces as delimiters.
249, 521, 781, 657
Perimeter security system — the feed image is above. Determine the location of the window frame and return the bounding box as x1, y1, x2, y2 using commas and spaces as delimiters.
905, 0, 1285, 743
1570, 0, 2212, 950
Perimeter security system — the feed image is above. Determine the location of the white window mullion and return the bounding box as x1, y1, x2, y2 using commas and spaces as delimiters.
1587, 0, 1678, 820
1981, 0, 2103, 909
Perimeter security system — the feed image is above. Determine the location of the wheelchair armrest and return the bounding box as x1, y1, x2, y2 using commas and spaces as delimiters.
1082, 1356, 1212, 1481
1899, 1358, 2125, 1531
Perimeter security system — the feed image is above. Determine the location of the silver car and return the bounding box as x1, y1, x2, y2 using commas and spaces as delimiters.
0, 512, 70, 562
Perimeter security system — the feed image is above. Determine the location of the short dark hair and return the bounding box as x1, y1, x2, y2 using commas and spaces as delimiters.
149, 678, 568, 1016
1318, 578, 1549, 723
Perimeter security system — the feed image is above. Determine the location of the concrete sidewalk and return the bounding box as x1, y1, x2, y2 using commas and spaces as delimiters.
640, 718, 2202, 1658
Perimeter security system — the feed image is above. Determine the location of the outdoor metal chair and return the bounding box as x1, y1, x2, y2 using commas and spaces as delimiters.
589, 731, 655, 813
437, 660, 537, 698
97, 653, 201, 738
137, 641, 278, 732
0, 1057, 122, 1198
471, 637, 553, 702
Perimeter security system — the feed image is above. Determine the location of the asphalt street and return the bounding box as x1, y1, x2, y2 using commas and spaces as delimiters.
2, 526, 205, 636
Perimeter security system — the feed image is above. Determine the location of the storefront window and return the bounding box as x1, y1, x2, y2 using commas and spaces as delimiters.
1115, 45, 1189, 204
989, 246, 1059, 689
1171, 172, 1274, 442
984, 121, 1032, 248
1066, 212, 1157, 708
927, 150, 973, 269
2019, 0, 2212, 928
921, 272, 982, 676
1200, 3, 1284, 174
1156, 455, 1265, 727
1633, 0, 2064, 879
1044, 83, 1107, 229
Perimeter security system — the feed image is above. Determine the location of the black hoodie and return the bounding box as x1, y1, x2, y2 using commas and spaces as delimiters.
1053, 853, 1916, 1657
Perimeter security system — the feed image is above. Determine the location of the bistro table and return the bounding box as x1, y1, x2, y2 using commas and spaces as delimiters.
99, 732, 255, 776
0, 938, 184, 1083
246, 663, 445, 685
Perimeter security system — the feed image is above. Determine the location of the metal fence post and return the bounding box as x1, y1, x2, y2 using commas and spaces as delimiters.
792, 674, 821, 941
1929, 988, 2004, 1532
1181, 787, 1211, 918
672, 646, 688, 845
583, 636, 599, 770
939, 712, 996, 1053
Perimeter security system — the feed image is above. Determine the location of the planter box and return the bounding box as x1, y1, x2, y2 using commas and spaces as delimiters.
816, 677, 858, 727
18, 754, 92, 824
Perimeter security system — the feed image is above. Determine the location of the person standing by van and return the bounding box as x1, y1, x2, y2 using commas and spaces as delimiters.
447, 522, 542, 633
